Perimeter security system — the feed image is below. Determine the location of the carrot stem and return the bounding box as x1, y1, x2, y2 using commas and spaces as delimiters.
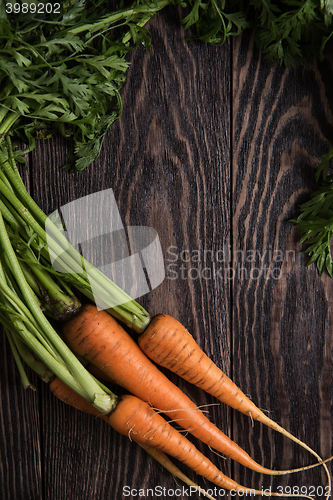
16, 245, 81, 320
0, 209, 116, 413
0, 110, 19, 138
0, 146, 150, 331
67, 0, 171, 36
4, 323, 54, 385
11, 332, 54, 384
4, 327, 35, 390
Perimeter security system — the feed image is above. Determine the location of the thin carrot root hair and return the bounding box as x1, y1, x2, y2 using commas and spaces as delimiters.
49, 376, 319, 500
138, 443, 217, 500
138, 314, 332, 496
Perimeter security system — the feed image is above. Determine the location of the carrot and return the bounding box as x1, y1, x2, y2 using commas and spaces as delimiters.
61, 304, 328, 479
138, 443, 218, 500
138, 315, 323, 447
49, 377, 217, 500
138, 314, 331, 487
87, 363, 117, 384
49, 377, 318, 499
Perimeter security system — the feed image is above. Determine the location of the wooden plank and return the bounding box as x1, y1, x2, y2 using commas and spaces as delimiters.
26, 7, 232, 499
0, 339, 42, 500
231, 32, 333, 493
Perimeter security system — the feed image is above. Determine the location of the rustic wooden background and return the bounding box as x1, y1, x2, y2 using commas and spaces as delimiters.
1, 6, 333, 500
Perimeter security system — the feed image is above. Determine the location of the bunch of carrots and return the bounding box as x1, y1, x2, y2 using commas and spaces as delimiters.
0, 139, 332, 499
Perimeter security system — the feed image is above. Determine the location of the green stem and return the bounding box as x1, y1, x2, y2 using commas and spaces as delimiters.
17, 244, 81, 320
0, 106, 9, 124
68, 1, 171, 36
0, 258, 43, 334
0, 194, 28, 231
0, 83, 16, 133
5, 135, 27, 185
11, 317, 89, 394
0, 153, 151, 331
12, 333, 54, 384
0, 111, 20, 138
19, 259, 81, 319
0, 161, 16, 191
1, 307, 54, 385
4, 327, 35, 390
0, 210, 115, 413
1, 296, 66, 361
19, 261, 49, 306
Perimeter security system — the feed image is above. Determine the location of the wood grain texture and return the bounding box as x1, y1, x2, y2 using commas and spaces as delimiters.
1, 6, 333, 500
231, 32, 333, 493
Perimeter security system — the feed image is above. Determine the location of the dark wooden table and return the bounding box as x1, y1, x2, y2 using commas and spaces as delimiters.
1, 7, 333, 500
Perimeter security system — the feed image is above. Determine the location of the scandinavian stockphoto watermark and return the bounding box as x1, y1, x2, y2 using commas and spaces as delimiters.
165, 245, 296, 283
45, 189, 296, 309
45, 188, 165, 309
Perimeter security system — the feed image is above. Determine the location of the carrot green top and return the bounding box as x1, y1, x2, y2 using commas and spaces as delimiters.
0, 139, 151, 332
0, 138, 150, 408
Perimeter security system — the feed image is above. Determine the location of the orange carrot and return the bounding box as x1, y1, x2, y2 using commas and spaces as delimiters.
138, 313, 332, 496
61, 304, 326, 478
49, 377, 317, 499
49, 377, 217, 500
138, 443, 217, 500
138, 314, 323, 453
87, 363, 119, 384
49, 377, 255, 494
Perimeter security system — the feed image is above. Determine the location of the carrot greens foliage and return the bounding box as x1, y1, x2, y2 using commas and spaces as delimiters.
292, 147, 333, 276
183, 0, 333, 67
0, 0, 170, 171
0, 0, 332, 172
